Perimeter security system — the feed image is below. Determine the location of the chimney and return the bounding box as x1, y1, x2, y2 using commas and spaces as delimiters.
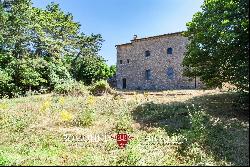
133, 35, 137, 40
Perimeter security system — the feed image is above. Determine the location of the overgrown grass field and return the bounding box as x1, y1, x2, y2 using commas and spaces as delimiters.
0, 90, 249, 166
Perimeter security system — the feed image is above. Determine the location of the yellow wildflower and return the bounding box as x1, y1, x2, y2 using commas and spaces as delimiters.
0, 103, 8, 110
60, 110, 73, 122
59, 97, 65, 105
86, 96, 95, 106
39, 100, 52, 112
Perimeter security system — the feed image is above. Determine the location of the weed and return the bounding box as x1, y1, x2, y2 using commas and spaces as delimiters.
0, 152, 10, 166
74, 109, 95, 127
60, 110, 73, 122
0, 90, 248, 166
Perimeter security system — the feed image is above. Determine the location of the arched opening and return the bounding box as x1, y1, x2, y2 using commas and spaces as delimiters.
167, 47, 173, 54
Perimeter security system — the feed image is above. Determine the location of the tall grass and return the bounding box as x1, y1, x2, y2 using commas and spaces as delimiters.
0, 90, 248, 165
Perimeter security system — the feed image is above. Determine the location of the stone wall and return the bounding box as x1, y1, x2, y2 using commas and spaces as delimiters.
116, 32, 203, 90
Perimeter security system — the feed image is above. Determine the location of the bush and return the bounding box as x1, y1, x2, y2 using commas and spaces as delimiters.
74, 109, 95, 127
0, 69, 22, 98
54, 80, 89, 96
0, 69, 12, 98
89, 80, 114, 96
72, 55, 113, 85
47, 60, 72, 89
0, 153, 10, 166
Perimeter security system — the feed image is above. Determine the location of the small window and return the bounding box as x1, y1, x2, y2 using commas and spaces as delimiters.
120, 60, 122, 64
167, 67, 174, 79
127, 59, 130, 63
145, 69, 152, 80
167, 48, 173, 54
145, 50, 150, 57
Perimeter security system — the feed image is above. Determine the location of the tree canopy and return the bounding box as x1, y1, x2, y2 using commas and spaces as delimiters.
0, 0, 114, 97
183, 0, 249, 92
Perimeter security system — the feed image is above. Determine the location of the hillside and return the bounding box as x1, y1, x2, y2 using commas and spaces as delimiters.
0, 90, 248, 166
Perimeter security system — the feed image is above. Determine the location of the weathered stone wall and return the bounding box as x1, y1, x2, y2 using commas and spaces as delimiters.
116, 32, 203, 90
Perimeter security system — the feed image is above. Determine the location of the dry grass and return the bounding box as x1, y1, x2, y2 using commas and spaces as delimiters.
0, 89, 248, 165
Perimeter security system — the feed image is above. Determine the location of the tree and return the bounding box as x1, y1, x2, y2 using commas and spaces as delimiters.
109, 65, 116, 78
30, 3, 82, 58
0, 0, 107, 97
0, 0, 32, 58
19, 57, 47, 91
73, 55, 112, 85
183, 0, 249, 92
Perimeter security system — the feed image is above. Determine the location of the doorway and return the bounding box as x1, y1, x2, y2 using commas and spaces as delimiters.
122, 78, 126, 89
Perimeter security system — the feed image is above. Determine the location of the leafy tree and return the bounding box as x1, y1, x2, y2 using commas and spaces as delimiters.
0, 0, 32, 58
19, 57, 47, 91
47, 58, 72, 89
109, 65, 116, 78
30, 3, 81, 58
70, 33, 103, 80
0, 68, 12, 97
0, 0, 109, 97
183, 0, 249, 92
73, 55, 111, 85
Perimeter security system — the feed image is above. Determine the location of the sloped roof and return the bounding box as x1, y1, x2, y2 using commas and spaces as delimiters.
115, 31, 185, 47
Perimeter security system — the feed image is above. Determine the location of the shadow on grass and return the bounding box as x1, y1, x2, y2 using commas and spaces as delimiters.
131, 92, 249, 165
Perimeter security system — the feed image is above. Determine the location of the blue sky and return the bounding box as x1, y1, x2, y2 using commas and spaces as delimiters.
32, 0, 204, 66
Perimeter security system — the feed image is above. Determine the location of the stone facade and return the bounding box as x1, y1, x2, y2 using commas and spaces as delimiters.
116, 32, 203, 90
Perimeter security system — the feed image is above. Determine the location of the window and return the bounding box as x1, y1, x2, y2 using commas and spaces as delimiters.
127, 59, 130, 63
145, 69, 152, 80
167, 47, 173, 54
145, 50, 150, 57
120, 60, 122, 64
167, 67, 174, 79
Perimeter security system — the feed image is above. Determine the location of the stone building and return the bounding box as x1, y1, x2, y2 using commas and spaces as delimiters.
115, 32, 203, 90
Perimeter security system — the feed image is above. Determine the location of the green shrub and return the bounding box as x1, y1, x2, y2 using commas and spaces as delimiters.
74, 109, 95, 127
47, 60, 72, 89
2, 114, 32, 133
72, 55, 113, 85
0, 69, 21, 98
89, 80, 114, 96
0, 153, 10, 166
54, 80, 89, 96
114, 149, 141, 166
